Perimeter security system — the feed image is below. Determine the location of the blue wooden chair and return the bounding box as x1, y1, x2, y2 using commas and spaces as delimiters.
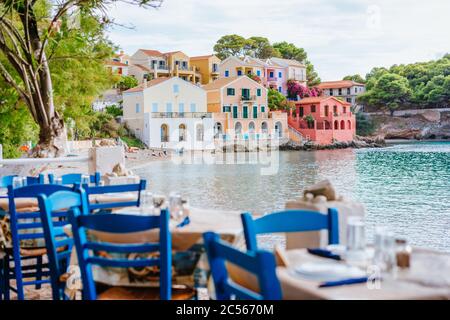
4, 184, 74, 300
48, 172, 101, 186
0, 175, 44, 197
85, 180, 147, 211
203, 232, 282, 300
241, 209, 339, 251
37, 189, 88, 300
69, 208, 171, 300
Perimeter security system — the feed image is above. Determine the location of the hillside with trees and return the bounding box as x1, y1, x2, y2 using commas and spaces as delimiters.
358, 54, 450, 115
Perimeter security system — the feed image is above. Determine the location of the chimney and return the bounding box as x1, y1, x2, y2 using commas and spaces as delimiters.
143, 78, 148, 88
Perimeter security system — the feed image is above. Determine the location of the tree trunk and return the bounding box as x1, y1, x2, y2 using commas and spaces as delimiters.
32, 111, 67, 158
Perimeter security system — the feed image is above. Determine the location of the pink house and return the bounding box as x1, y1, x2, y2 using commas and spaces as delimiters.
288, 96, 355, 145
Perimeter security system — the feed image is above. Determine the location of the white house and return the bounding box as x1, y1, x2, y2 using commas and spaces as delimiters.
123, 77, 214, 151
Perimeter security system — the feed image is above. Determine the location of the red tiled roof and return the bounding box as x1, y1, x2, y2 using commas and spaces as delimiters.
124, 77, 171, 93
139, 49, 163, 57
317, 80, 365, 89
106, 60, 128, 67
297, 96, 351, 106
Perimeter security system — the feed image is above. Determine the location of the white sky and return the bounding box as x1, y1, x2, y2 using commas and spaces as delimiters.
106, 0, 450, 81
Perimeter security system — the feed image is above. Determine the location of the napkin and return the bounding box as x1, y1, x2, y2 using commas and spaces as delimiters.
308, 248, 342, 261
319, 277, 369, 288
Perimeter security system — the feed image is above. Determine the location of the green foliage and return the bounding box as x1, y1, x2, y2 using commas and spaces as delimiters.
213, 34, 248, 60
268, 89, 287, 111
272, 42, 307, 62
120, 135, 146, 149
105, 105, 123, 117
360, 54, 450, 112
247, 37, 280, 59
358, 73, 412, 115
116, 75, 138, 91
343, 74, 366, 83
355, 112, 376, 136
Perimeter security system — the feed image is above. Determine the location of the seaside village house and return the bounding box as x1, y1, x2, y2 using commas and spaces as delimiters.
203, 76, 288, 141
127, 49, 204, 85
190, 55, 221, 85
219, 56, 307, 96
317, 80, 366, 112
122, 77, 214, 151
288, 96, 356, 145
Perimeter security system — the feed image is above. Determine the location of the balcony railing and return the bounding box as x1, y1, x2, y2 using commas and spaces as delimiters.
241, 95, 257, 101
151, 112, 212, 119
267, 77, 278, 82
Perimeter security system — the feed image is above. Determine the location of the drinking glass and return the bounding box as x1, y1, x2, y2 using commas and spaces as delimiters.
98, 180, 105, 187
346, 216, 366, 252
373, 226, 397, 273
140, 191, 155, 215
12, 177, 23, 189
169, 192, 184, 222
54, 177, 63, 185
21, 177, 28, 187
81, 175, 90, 186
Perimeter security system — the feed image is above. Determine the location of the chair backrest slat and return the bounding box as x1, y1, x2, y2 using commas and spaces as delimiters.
241, 209, 340, 251
85, 180, 146, 211
84, 242, 160, 254
37, 188, 87, 300
203, 232, 282, 300
69, 209, 171, 300
86, 257, 160, 268
77, 212, 159, 233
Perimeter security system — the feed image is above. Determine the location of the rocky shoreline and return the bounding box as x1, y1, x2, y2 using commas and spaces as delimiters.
280, 135, 386, 151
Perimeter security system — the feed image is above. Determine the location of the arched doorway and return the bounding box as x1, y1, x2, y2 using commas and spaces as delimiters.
348, 120, 352, 130
340, 120, 345, 130
324, 120, 331, 130
214, 122, 222, 138
261, 121, 268, 133
196, 124, 204, 141
161, 124, 169, 142
275, 121, 283, 138
248, 121, 255, 133
235, 122, 242, 135
334, 120, 339, 130
179, 124, 186, 141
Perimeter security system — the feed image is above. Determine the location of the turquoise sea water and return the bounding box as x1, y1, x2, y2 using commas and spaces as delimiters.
135, 142, 450, 252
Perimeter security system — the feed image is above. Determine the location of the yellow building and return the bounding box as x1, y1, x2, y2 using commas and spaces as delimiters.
163, 51, 202, 84
190, 55, 221, 85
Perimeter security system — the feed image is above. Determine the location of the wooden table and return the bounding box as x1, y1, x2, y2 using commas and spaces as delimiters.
63, 204, 244, 298
276, 248, 450, 300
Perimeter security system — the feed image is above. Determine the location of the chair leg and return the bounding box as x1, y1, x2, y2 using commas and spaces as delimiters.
3, 255, 10, 300
35, 256, 42, 290
13, 255, 25, 300
0, 258, 3, 301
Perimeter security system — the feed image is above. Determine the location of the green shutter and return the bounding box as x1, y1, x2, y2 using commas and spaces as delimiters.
253, 106, 258, 118
243, 106, 248, 119
233, 106, 238, 119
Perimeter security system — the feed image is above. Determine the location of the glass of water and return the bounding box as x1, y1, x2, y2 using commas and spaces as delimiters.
21, 177, 28, 187
140, 191, 155, 215
346, 216, 366, 261
373, 226, 397, 273
54, 177, 63, 185
169, 192, 184, 222
12, 176, 23, 189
